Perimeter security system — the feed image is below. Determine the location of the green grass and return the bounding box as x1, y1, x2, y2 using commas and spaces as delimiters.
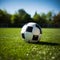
0, 28, 60, 60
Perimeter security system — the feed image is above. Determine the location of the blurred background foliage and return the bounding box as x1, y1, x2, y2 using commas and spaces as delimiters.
0, 9, 60, 28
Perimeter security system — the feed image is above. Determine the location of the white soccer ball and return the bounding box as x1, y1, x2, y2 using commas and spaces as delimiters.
21, 22, 42, 42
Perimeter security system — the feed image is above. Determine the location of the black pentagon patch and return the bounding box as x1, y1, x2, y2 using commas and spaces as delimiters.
26, 26, 33, 32
32, 35, 38, 40
36, 24, 42, 34
22, 33, 25, 39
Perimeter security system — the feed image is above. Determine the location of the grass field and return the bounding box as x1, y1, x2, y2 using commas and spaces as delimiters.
0, 28, 60, 60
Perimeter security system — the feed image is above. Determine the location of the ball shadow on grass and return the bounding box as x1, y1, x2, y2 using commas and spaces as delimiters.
28, 41, 60, 46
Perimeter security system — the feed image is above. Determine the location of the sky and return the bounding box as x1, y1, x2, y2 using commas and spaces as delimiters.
0, 0, 60, 16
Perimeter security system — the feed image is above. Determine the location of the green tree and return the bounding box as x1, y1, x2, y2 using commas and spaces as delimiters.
33, 12, 47, 27
0, 9, 11, 27
46, 11, 52, 21
13, 9, 31, 27
46, 11, 53, 27
22, 14, 31, 23
41, 13, 47, 20
33, 12, 41, 22
53, 12, 60, 27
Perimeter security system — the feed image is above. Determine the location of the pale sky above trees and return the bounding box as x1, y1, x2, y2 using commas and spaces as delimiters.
0, 0, 60, 16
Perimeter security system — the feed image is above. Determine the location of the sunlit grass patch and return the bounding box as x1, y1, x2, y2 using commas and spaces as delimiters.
0, 28, 60, 60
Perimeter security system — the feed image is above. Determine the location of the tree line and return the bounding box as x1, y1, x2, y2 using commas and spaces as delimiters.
0, 9, 60, 28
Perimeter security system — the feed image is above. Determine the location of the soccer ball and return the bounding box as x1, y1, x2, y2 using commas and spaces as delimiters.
21, 22, 42, 42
